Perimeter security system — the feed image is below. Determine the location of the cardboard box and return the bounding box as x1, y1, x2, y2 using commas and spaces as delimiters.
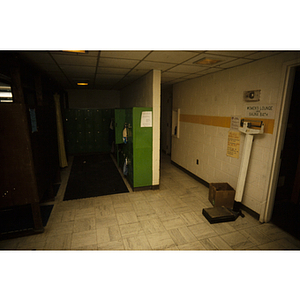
209, 183, 235, 209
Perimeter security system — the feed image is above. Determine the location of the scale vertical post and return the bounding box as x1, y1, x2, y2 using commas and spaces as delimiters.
235, 134, 254, 202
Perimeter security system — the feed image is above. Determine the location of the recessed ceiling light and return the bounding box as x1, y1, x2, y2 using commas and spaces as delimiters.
77, 82, 89, 86
193, 58, 222, 65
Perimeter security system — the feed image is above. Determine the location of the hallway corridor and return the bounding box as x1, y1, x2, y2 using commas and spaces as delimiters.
1, 153, 300, 250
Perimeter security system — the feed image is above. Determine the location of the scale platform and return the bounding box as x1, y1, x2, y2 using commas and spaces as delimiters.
202, 206, 242, 224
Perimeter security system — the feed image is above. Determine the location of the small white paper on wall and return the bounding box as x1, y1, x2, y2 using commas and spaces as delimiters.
141, 111, 152, 127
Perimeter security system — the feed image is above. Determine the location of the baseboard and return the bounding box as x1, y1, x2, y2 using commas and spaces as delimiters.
171, 160, 209, 188
171, 160, 260, 220
133, 185, 160, 192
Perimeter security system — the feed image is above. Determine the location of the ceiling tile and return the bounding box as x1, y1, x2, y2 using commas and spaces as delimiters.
98, 57, 140, 68
167, 64, 207, 73
51, 53, 98, 66
21, 51, 54, 64
100, 51, 150, 60
135, 60, 176, 71
244, 51, 281, 59
205, 51, 257, 58
97, 67, 131, 75
144, 51, 199, 64
218, 58, 253, 68
38, 63, 62, 72
60, 65, 96, 74
161, 72, 187, 79
183, 53, 236, 66
127, 69, 150, 76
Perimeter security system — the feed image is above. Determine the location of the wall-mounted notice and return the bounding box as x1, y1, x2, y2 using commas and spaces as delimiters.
245, 104, 275, 119
230, 116, 241, 131
226, 131, 240, 158
141, 111, 152, 127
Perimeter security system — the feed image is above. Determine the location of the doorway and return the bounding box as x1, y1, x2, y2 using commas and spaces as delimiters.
271, 66, 300, 239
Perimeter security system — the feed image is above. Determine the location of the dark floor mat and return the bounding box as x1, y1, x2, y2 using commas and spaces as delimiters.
63, 153, 129, 201
0, 204, 53, 235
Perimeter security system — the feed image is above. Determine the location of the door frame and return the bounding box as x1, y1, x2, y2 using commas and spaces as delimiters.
262, 58, 300, 223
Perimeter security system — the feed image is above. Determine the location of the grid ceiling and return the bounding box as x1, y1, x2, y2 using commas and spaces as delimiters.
19, 50, 283, 90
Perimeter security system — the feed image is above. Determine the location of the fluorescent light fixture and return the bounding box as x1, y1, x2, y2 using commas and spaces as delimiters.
193, 58, 222, 65
63, 50, 87, 53
0, 91, 13, 102
77, 82, 89, 86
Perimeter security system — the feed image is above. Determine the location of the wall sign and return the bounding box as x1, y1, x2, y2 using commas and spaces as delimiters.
226, 131, 240, 158
245, 104, 275, 119
230, 116, 241, 131
141, 111, 152, 127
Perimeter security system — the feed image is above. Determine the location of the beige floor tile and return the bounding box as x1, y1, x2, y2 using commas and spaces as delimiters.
45, 220, 74, 237
168, 226, 197, 246
0, 237, 23, 250
61, 209, 76, 222
229, 213, 259, 231
153, 206, 176, 218
116, 211, 138, 225
44, 233, 72, 250
96, 215, 119, 228
198, 238, 218, 250
140, 218, 165, 235
180, 212, 205, 226
160, 215, 187, 230
94, 196, 113, 206
73, 217, 96, 233
123, 233, 152, 250
75, 244, 98, 250
273, 238, 300, 250
173, 205, 193, 214
75, 207, 96, 220
209, 222, 237, 235
114, 203, 135, 214
146, 231, 176, 250
98, 239, 125, 250
97, 225, 121, 244
47, 211, 63, 225
207, 236, 232, 250
135, 209, 157, 218
178, 241, 207, 250
220, 231, 256, 250
76, 198, 95, 209
119, 222, 144, 238
188, 223, 218, 240
95, 203, 115, 217
71, 230, 97, 249
132, 200, 153, 211
257, 240, 288, 250
258, 223, 293, 242
16, 240, 47, 250
239, 226, 272, 246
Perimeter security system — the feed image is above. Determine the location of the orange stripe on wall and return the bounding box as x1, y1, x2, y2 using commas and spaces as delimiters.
180, 114, 274, 134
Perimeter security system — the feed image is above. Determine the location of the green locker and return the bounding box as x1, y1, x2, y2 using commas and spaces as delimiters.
114, 109, 126, 144
114, 107, 152, 189
132, 107, 152, 188
64, 108, 113, 154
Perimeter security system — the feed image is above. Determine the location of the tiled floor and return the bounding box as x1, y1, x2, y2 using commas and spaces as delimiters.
1, 153, 300, 250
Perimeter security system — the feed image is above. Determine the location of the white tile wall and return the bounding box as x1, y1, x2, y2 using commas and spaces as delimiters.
172, 52, 300, 216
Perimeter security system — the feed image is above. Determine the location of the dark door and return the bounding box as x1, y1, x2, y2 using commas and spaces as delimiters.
271, 66, 300, 239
